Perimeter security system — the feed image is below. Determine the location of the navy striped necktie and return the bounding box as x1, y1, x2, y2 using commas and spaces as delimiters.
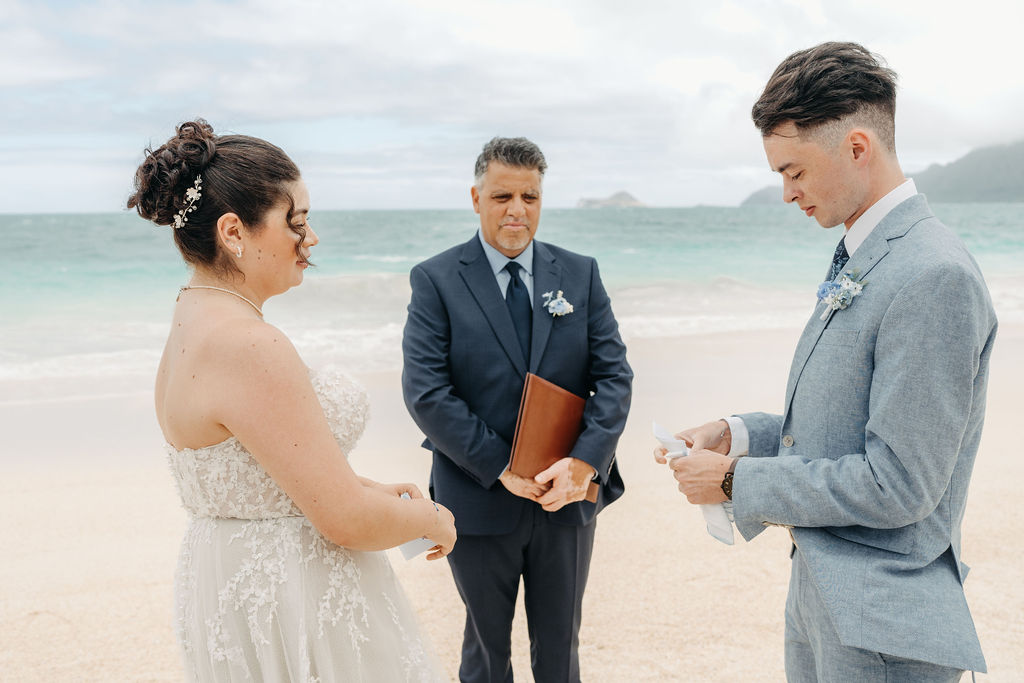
504, 261, 532, 360
828, 237, 850, 281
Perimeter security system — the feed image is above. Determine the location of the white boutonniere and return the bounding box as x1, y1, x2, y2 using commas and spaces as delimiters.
816, 269, 867, 320
541, 290, 574, 317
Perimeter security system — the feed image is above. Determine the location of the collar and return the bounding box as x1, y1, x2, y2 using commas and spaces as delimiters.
477, 230, 534, 276
844, 179, 917, 256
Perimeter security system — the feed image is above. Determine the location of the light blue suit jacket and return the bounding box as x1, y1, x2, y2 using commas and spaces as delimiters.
733, 194, 996, 672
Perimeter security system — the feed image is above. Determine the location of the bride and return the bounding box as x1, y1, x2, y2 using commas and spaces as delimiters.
128, 120, 454, 682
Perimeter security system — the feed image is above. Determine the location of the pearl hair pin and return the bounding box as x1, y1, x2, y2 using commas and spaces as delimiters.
172, 175, 203, 229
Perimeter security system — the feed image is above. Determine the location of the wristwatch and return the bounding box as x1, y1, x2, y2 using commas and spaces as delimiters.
721, 458, 738, 500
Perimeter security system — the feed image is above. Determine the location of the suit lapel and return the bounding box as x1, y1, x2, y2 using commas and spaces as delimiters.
529, 241, 562, 373
458, 237, 528, 377
783, 195, 933, 413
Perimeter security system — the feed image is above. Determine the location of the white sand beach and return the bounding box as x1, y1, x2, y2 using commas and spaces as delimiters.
2, 325, 1021, 681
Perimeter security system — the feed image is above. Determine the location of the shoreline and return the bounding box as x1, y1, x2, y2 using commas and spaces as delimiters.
1, 326, 1022, 680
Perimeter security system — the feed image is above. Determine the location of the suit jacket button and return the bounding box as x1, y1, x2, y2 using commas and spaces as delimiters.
782, 435, 794, 447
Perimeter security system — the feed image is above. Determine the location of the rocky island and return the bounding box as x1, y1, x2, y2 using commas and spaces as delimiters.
576, 191, 646, 208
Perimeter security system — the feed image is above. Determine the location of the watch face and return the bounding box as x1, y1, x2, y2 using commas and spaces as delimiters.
721, 472, 733, 500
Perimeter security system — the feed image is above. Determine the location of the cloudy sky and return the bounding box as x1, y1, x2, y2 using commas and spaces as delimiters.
3, 0, 1022, 212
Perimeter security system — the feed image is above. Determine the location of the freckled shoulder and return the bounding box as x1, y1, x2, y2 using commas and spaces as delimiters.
206, 317, 307, 380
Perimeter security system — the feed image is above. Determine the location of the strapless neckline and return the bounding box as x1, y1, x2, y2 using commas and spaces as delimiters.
166, 367, 369, 520
165, 366, 366, 455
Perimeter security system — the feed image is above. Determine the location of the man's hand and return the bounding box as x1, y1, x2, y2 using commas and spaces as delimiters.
654, 419, 732, 465
679, 419, 732, 454
534, 457, 596, 512
669, 449, 732, 504
500, 469, 551, 501
653, 420, 731, 464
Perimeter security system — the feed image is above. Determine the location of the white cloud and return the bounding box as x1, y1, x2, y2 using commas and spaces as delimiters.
0, 26, 100, 87
2, 0, 1023, 211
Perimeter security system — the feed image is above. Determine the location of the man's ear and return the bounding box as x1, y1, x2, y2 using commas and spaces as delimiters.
848, 128, 872, 165
471, 185, 481, 215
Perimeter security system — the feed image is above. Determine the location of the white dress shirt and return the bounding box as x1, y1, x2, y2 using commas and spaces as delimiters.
843, 179, 917, 256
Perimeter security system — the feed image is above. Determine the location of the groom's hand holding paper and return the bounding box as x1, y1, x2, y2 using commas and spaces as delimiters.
654, 420, 735, 545
678, 418, 733, 455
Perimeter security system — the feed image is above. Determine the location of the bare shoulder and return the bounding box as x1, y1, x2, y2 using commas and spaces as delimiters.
195, 317, 314, 415
213, 318, 308, 385
216, 318, 301, 362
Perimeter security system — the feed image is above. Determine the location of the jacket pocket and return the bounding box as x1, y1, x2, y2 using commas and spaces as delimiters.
817, 328, 860, 346
824, 523, 916, 555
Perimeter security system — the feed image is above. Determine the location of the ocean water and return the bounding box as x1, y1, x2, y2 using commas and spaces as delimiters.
1, 205, 1021, 403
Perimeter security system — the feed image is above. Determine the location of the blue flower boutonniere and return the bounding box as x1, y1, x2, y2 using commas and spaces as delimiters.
817, 270, 867, 320
542, 290, 574, 317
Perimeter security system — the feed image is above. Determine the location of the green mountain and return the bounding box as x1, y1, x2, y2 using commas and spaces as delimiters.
910, 140, 1024, 202
740, 185, 780, 206
740, 140, 1024, 204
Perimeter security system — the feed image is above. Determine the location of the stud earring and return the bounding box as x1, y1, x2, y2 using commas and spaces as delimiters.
236, 246, 243, 258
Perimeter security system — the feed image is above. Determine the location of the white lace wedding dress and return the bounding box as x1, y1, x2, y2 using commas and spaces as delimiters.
167, 368, 443, 682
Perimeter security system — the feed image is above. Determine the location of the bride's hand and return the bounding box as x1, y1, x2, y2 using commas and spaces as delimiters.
380, 482, 424, 499
425, 502, 457, 561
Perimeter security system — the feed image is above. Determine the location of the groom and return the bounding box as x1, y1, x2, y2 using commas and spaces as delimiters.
666, 43, 996, 680
402, 137, 632, 682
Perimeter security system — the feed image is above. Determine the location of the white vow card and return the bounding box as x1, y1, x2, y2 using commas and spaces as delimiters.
398, 492, 438, 560
653, 420, 735, 545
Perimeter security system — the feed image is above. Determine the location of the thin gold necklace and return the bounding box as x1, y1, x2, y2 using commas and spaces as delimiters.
177, 285, 264, 318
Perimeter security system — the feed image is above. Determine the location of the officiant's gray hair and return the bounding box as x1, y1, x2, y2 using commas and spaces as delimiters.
474, 137, 547, 187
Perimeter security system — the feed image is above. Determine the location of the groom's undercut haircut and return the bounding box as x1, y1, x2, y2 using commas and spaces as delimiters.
474, 137, 548, 187
752, 41, 899, 153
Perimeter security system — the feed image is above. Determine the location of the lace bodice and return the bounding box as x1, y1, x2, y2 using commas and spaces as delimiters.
167, 368, 369, 519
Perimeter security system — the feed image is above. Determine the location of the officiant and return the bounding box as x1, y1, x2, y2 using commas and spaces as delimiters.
401, 136, 632, 683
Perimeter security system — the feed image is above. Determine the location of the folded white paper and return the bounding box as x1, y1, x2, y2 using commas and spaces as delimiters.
398, 492, 438, 560
653, 420, 735, 545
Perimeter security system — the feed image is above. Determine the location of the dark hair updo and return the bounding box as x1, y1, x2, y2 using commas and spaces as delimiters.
127, 119, 304, 272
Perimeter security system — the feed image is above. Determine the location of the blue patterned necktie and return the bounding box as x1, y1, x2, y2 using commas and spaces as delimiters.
503, 261, 532, 360
827, 236, 850, 281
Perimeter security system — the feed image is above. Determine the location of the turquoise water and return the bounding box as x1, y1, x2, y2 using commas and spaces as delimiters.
1, 205, 1021, 399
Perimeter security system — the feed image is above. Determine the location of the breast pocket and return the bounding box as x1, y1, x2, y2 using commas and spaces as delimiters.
545, 305, 588, 338
817, 328, 860, 347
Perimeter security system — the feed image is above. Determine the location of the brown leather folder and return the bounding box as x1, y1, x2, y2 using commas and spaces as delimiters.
509, 373, 599, 504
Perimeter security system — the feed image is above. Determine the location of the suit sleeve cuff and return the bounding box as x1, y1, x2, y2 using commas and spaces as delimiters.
491, 463, 509, 488
723, 416, 749, 456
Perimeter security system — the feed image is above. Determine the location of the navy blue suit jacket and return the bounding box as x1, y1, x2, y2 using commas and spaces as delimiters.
402, 236, 632, 535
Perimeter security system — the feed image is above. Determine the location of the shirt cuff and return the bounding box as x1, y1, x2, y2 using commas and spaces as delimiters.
723, 416, 749, 457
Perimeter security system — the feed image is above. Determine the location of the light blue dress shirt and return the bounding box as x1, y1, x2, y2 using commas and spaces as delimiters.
477, 230, 534, 305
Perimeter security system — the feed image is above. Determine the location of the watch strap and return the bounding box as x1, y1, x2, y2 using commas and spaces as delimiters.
721, 457, 738, 500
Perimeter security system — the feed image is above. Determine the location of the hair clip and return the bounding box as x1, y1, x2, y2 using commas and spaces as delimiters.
172, 174, 203, 229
